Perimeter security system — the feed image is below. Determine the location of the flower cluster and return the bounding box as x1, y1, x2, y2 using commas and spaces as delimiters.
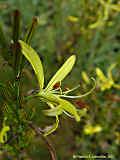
89, 0, 120, 29
82, 63, 120, 91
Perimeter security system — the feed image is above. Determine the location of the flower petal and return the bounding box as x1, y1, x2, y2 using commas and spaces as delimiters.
96, 68, 107, 82
42, 105, 63, 116
60, 78, 96, 98
45, 55, 76, 91
43, 103, 59, 136
43, 116, 59, 136
19, 40, 44, 90
81, 71, 90, 84
107, 63, 116, 80
60, 99, 80, 122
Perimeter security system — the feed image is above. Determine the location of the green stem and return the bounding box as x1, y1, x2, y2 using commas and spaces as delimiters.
23, 94, 39, 102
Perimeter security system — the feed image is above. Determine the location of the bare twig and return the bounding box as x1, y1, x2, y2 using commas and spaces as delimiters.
28, 121, 57, 160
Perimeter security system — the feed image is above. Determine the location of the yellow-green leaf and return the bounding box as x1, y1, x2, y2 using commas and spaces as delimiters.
45, 55, 76, 91
19, 40, 44, 90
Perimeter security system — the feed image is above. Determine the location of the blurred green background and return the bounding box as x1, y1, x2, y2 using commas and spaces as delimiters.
0, 0, 120, 159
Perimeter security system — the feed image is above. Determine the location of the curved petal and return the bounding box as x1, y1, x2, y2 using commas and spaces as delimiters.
43, 103, 59, 136
60, 99, 80, 122
96, 68, 107, 82
42, 105, 63, 116
19, 40, 44, 90
60, 78, 96, 98
43, 116, 59, 136
107, 63, 116, 80
45, 55, 76, 91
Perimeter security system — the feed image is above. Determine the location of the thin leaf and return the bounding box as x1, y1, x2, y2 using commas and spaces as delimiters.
24, 17, 38, 44
45, 55, 76, 91
19, 40, 44, 90
12, 9, 21, 43
0, 83, 6, 89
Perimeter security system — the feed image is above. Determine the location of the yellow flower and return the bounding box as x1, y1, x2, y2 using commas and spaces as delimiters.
100, 0, 120, 21
67, 16, 79, 23
115, 132, 120, 144
96, 63, 120, 91
81, 63, 120, 91
89, 9, 104, 29
84, 124, 102, 135
89, 0, 120, 29
81, 71, 90, 84
0, 117, 10, 144
19, 40, 95, 136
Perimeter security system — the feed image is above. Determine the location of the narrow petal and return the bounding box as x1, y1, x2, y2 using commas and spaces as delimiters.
43, 103, 59, 136
107, 63, 116, 80
60, 78, 96, 98
42, 105, 63, 116
113, 84, 120, 89
45, 55, 76, 91
39, 92, 80, 121
81, 71, 90, 84
96, 68, 107, 82
38, 92, 60, 105
43, 116, 59, 136
60, 99, 80, 122
19, 40, 44, 90
111, 5, 120, 11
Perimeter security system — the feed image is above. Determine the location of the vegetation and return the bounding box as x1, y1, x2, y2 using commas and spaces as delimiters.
0, 0, 120, 159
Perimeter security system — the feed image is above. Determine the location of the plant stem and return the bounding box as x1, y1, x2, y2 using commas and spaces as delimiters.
28, 121, 57, 160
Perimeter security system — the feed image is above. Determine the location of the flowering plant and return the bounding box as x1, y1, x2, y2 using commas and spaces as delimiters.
19, 40, 95, 136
